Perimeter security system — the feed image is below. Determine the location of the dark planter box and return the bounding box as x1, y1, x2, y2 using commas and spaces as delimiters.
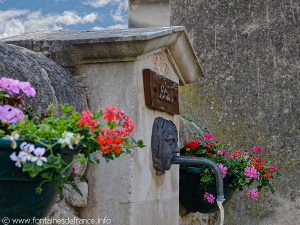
0, 138, 75, 223
180, 166, 235, 213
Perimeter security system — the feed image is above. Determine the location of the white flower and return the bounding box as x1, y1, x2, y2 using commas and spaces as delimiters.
10, 142, 48, 167
31, 147, 47, 166
34, 147, 46, 156
19, 142, 35, 161
58, 132, 80, 149
20, 142, 35, 153
10, 152, 22, 167
18, 151, 32, 162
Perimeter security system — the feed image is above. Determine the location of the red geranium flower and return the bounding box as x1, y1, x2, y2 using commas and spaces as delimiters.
186, 140, 200, 148
77, 110, 98, 132
96, 135, 106, 146
102, 106, 135, 137
264, 170, 272, 179
100, 146, 110, 154
111, 145, 121, 154
252, 157, 264, 170
114, 136, 123, 145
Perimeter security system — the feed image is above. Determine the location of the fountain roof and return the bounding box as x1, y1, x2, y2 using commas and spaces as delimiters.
2, 26, 202, 84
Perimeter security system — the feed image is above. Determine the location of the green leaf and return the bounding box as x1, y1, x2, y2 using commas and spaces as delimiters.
107, 121, 118, 129
41, 172, 49, 179
93, 110, 103, 119
59, 104, 74, 114
35, 186, 43, 194
136, 140, 145, 148
47, 103, 55, 117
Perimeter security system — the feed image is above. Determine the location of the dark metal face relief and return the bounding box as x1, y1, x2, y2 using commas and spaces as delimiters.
151, 117, 178, 175
143, 69, 179, 115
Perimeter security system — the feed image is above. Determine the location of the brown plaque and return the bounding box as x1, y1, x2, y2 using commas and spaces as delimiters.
143, 69, 179, 115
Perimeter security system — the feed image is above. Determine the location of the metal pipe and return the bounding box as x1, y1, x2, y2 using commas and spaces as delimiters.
171, 156, 225, 202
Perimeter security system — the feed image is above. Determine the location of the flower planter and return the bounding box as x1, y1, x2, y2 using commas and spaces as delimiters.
0, 138, 75, 221
179, 166, 235, 213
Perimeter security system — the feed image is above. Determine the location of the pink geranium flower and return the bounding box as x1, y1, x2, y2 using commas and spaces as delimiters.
0, 77, 20, 94
244, 166, 259, 179
18, 81, 36, 97
203, 133, 213, 140
0, 105, 24, 123
218, 149, 227, 156
204, 192, 215, 204
269, 165, 277, 172
0, 77, 36, 97
253, 146, 262, 153
218, 163, 228, 178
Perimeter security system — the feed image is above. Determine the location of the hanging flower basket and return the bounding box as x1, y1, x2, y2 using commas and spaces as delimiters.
0, 77, 145, 221
0, 138, 75, 220
180, 133, 280, 213
179, 166, 234, 213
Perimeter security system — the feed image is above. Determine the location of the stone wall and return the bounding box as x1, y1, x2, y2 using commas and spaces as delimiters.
129, 0, 170, 28
171, 0, 300, 225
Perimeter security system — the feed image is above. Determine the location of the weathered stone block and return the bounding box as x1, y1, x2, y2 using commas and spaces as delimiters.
64, 181, 88, 208
72, 159, 87, 177
46, 200, 78, 221
0, 43, 87, 113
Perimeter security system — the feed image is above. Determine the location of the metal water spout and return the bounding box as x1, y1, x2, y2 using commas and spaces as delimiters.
171, 156, 225, 202
151, 117, 225, 202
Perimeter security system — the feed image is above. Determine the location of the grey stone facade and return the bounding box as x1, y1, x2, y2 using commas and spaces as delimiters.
171, 1, 300, 225
129, 0, 170, 28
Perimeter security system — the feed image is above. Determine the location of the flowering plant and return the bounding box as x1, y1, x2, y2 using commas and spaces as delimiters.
0, 77, 144, 196
182, 133, 279, 204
